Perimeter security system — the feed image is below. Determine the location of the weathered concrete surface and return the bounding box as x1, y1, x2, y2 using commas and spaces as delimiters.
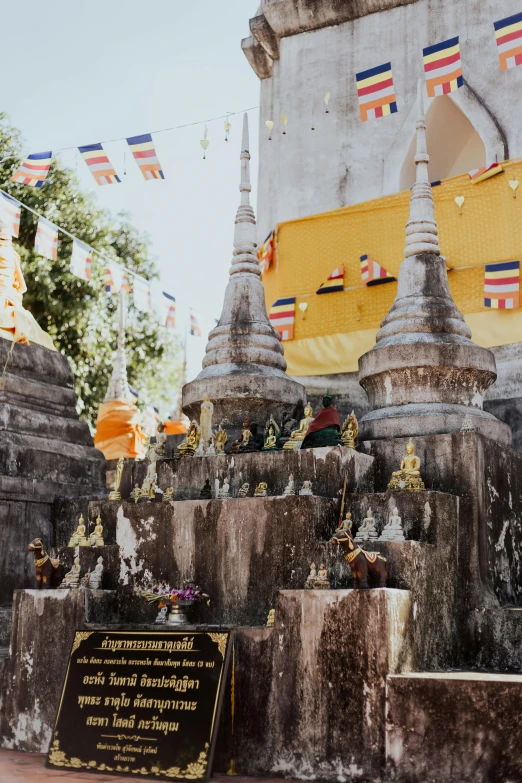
220, 589, 412, 780
293, 371, 370, 424
124, 445, 375, 502
386, 672, 522, 783
88, 496, 340, 625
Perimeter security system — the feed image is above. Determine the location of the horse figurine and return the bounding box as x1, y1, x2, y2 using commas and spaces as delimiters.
330, 526, 387, 589
28, 539, 64, 589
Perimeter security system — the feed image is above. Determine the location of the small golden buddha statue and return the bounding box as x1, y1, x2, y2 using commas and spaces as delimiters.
254, 481, 268, 497
175, 421, 200, 458
237, 483, 250, 498
59, 556, 81, 589
341, 410, 359, 450
230, 419, 252, 454
68, 514, 89, 547
89, 515, 104, 547
304, 562, 317, 589
163, 487, 175, 503
213, 425, 228, 455
315, 564, 330, 589
339, 511, 353, 531
109, 456, 124, 501
262, 416, 280, 451
387, 438, 425, 491
266, 609, 275, 627
283, 403, 314, 450
129, 483, 142, 503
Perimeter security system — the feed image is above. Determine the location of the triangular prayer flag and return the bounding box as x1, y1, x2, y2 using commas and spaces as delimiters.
0, 193, 21, 237
269, 297, 295, 341
423, 37, 463, 98
70, 239, 92, 281
484, 261, 520, 309
494, 11, 522, 71
133, 277, 152, 313
317, 265, 344, 294
128, 385, 139, 400
189, 312, 201, 337
126, 134, 165, 181
34, 217, 58, 261
105, 260, 126, 293
468, 163, 503, 184
11, 151, 52, 188
162, 293, 176, 329
258, 230, 274, 273
78, 144, 120, 186
360, 255, 395, 286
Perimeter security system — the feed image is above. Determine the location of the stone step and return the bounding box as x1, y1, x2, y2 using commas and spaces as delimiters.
0, 607, 12, 647
386, 671, 522, 783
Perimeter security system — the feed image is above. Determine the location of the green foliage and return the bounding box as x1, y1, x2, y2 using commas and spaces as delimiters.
0, 112, 181, 429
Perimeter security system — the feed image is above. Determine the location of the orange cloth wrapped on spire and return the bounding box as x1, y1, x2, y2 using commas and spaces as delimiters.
164, 418, 187, 435
94, 399, 147, 460
0, 223, 55, 350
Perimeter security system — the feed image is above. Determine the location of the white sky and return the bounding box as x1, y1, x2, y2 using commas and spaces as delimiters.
2, 0, 260, 381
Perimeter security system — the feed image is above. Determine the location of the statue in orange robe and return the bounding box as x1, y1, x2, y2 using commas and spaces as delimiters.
0, 221, 55, 350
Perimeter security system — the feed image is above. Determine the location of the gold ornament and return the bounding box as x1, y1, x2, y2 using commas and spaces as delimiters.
200, 126, 209, 159
311, 106, 315, 131
224, 118, 231, 142
265, 119, 274, 140
266, 609, 275, 627
324, 90, 330, 113
509, 179, 519, 198
298, 302, 308, 319
455, 195, 465, 215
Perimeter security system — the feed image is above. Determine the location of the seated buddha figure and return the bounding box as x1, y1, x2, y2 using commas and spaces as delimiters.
262, 416, 280, 451
387, 439, 425, 492
175, 421, 200, 459
89, 515, 104, 547
230, 419, 252, 454
282, 403, 314, 451
301, 393, 341, 449
68, 515, 89, 547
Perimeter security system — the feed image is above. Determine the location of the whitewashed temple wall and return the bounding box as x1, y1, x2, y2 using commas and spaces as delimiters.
249, 0, 522, 240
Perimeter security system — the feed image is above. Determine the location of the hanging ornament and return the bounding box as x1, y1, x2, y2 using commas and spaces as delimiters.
311, 107, 315, 131
224, 117, 231, 142
455, 195, 465, 215
324, 91, 330, 113
200, 126, 209, 159
281, 114, 288, 135
123, 150, 127, 177
265, 120, 274, 140
509, 179, 519, 198
298, 302, 308, 319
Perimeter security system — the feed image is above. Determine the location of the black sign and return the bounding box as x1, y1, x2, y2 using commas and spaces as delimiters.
47, 630, 231, 781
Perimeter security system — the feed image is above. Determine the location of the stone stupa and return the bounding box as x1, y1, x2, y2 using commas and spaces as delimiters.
183, 113, 305, 427
358, 84, 511, 446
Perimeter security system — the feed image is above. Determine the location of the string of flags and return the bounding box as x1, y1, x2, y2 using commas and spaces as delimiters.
484, 261, 520, 309
0, 187, 211, 335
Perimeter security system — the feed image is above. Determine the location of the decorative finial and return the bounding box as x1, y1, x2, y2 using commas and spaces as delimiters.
229, 113, 259, 279
404, 80, 440, 259
104, 289, 132, 403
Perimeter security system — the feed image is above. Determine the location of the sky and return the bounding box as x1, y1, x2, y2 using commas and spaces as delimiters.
1, 0, 260, 381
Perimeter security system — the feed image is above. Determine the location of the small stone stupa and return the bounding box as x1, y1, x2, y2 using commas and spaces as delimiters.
358, 85, 511, 446
94, 289, 147, 460
183, 113, 305, 428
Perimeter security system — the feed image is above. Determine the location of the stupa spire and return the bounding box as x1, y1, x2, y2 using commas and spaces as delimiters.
404, 81, 440, 258
182, 113, 305, 428
104, 289, 132, 403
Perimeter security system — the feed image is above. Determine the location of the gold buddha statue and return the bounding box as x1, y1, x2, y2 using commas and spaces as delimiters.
59, 557, 81, 589
254, 481, 268, 497
341, 410, 359, 450
175, 421, 200, 458
266, 609, 275, 627
89, 515, 104, 547
283, 403, 314, 450
230, 419, 252, 454
387, 438, 425, 491
213, 425, 228, 455
68, 514, 89, 547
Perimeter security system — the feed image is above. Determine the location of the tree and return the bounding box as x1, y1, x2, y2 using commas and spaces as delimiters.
0, 113, 182, 429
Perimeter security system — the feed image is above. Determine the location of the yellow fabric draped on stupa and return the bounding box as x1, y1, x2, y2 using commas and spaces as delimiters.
263, 158, 522, 375
94, 399, 147, 460
0, 226, 55, 350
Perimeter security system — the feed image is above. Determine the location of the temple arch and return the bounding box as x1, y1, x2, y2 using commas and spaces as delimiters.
399, 95, 486, 189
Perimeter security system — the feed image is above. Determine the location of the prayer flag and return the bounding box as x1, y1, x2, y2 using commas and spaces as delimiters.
104, 260, 129, 293
162, 292, 176, 329
0, 192, 21, 237
78, 144, 120, 186
126, 133, 165, 181
70, 239, 92, 281
34, 217, 58, 261
355, 63, 397, 122
269, 297, 296, 341
11, 151, 52, 188
423, 37, 463, 98
144, 404, 160, 437
494, 11, 522, 71
317, 265, 344, 294
468, 163, 504, 184
258, 230, 274, 273
190, 312, 201, 337
133, 277, 152, 313
360, 255, 395, 286
484, 261, 520, 309
128, 385, 139, 400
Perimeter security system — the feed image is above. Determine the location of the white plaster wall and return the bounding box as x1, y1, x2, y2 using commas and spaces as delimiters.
255, 0, 521, 240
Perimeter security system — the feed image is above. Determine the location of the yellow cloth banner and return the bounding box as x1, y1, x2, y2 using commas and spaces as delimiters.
263, 159, 522, 376
94, 399, 147, 460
